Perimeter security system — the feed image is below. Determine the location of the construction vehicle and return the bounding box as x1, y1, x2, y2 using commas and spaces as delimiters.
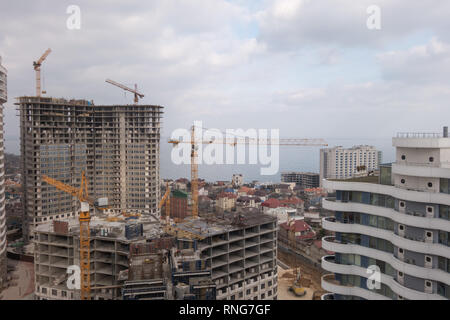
158, 182, 171, 224
33, 48, 52, 96
169, 124, 328, 220
105, 79, 144, 104
41, 171, 109, 300
289, 267, 307, 297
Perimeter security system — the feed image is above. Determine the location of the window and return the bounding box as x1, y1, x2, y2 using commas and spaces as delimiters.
52, 289, 57, 296
401, 155, 406, 160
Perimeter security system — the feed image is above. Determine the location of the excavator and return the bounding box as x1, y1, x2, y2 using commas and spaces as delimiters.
289, 267, 307, 297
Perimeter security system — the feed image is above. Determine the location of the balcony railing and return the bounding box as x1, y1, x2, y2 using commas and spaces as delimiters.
396, 132, 442, 138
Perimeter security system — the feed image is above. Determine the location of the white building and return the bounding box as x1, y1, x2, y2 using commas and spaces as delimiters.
232, 174, 244, 187
264, 207, 298, 225
320, 145, 382, 185
321, 128, 450, 300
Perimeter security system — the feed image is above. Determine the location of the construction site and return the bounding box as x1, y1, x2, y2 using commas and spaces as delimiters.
33, 210, 278, 300
6, 48, 330, 301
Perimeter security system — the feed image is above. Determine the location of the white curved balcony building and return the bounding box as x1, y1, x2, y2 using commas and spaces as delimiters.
321, 128, 450, 300
0, 56, 6, 287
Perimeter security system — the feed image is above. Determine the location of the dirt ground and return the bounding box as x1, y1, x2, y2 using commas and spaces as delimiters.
0, 259, 35, 300
277, 250, 327, 300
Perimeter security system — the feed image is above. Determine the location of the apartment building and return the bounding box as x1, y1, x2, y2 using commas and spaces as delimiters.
320, 145, 382, 185
0, 57, 7, 287
232, 174, 244, 188
17, 96, 163, 241
281, 172, 319, 188
321, 128, 450, 300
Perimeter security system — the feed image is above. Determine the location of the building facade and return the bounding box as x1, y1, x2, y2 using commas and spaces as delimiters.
18, 96, 163, 241
320, 145, 382, 185
169, 190, 188, 220
321, 129, 450, 300
232, 174, 243, 188
281, 172, 319, 188
0, 57, 7, 287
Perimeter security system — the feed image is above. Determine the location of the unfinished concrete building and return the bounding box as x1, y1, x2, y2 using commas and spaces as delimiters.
34, 216, 168, 300
17, 96, 163, 241
174, 212, 279, 300
0, 57, 7, 287
33, 211, 278, 300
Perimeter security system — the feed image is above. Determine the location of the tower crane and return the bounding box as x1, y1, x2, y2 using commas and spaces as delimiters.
105, 79, 144, 104
33, 48, 52, 97
158, 182, 171, 224
42, 171, 108, 300
169, 125, 328, 220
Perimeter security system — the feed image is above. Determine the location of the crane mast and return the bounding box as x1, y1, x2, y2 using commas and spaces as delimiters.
42, 171, 92, 300
33, 48, 52, 97
191, 126, 199, 219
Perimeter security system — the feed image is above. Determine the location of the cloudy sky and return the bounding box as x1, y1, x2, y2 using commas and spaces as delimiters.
1, 0, 450, 155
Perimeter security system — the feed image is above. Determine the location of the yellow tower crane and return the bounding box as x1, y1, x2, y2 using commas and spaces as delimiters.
169, 125, 328, 220
33, 48, 52, 97
159, 182, 171, 223
42, 171, 108, 300
105, 79, 144, 104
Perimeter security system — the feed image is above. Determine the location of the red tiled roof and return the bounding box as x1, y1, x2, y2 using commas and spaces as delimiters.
261, 198, 281, 208
217, 192, 237, 199
280, 219, 311, 233
279, 197, 304, 206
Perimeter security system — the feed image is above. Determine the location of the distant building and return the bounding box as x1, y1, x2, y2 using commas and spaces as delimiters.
0, 57, 6, 287
281, 172, 319, 189
216, 193, 237, 212
232, 174, 244, 187
320, 145, 381, 185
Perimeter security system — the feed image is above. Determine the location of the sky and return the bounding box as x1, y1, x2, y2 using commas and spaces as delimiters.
1, 0, 450, 166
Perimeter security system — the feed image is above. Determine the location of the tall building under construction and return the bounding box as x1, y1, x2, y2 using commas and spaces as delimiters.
0, 57, 7, 287
17, 96, 163, 240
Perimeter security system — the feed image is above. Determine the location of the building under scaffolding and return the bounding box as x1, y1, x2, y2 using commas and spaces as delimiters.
16, 96, 163, 241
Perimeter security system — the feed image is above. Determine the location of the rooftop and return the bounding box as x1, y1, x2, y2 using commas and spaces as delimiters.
175, 211, 276, 238
329, 175, 379, 184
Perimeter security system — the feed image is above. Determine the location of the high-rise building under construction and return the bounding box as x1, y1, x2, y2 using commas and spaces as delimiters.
0, 57, 7, 287
17, 96, 163, 241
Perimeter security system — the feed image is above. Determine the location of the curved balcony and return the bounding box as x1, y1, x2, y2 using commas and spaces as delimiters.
322, 217, 450, 259
392, 163, 450, 179
321, 255, 446, 300
321, 274, 390, 300
321, 293, 335, 300
322, 236, 450, 286
322, 198, 450, 233
323, 179, 450, 207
